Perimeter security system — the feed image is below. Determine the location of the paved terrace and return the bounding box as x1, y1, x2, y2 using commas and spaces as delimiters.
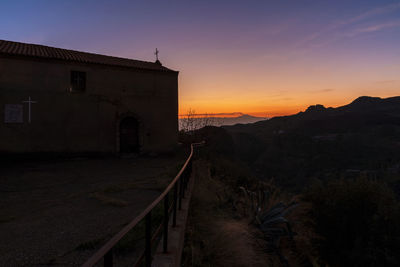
0, 150, 187, 266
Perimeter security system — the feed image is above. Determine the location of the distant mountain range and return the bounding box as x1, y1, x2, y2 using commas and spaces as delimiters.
209, 114, 268, 126
225, 96, 400, 135
198, 96, 400, 190
179, 114, 268, 130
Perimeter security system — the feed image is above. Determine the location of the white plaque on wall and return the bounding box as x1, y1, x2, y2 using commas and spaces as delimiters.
4, 104, 23, 123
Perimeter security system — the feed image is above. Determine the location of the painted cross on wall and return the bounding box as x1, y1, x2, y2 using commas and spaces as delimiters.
22, 96, 37, 123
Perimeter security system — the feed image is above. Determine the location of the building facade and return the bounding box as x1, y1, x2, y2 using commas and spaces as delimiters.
0, 40, 179, 154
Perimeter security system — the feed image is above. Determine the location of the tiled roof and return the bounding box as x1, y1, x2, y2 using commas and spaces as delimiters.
0, 40, 176, 72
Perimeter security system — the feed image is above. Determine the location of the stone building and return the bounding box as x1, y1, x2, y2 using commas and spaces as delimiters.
0, 40, 179, 154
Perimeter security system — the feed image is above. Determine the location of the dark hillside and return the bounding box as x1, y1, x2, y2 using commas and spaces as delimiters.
223, 96, 400, 190
187, 96, 400, 267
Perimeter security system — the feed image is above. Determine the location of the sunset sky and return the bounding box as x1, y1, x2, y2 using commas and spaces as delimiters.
1, 0, 399, 117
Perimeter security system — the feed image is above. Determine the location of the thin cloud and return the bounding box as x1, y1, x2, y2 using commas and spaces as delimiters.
357, 21, 400, 33
267, 91, 289, 98
179, 112, 244, 117
341, 3, 400, 25
375, 80, 398, 84
343, 20, 400, 38
296, 3, 400, 49
279, 97, 293, 101
311, 88, 335, 93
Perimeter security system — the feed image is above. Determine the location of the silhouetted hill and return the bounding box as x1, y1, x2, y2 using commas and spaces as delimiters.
219, 96, 400, 190
179, 114, 268, 130
226, 96, 400, 135
213, 114, 268, 126
191, 96, 400, 267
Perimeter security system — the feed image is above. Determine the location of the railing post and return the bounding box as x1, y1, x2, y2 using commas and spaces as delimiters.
183, 169, 187, 191
178, 176, 183, 210
173, 183, 177, 226
104, 248, 113, 267
163, 193, 169, 253
185, 161, 190, 190
189, 157, 193, 175
182, 170, 186, 198
190, 158, 193, 181
145, 211, 152, 267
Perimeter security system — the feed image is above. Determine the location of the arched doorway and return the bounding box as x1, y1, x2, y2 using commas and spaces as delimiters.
119, 117, 139, 153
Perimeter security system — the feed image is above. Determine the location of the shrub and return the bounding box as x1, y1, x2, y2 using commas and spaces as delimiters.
304, 177, 400, 266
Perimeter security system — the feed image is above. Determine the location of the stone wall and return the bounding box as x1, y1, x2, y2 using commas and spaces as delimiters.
0, 55, 178, 154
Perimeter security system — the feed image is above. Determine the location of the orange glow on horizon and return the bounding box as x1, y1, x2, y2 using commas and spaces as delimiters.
178, 89, 400, 119
177, 56, 400, 118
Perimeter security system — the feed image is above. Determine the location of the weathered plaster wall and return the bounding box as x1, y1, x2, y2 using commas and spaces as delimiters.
0, 55, 178, 154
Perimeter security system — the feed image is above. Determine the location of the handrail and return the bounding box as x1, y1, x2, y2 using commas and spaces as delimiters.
82, 142, 203, 267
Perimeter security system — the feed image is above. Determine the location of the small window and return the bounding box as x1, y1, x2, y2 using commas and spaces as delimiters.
70, 71, 86, 92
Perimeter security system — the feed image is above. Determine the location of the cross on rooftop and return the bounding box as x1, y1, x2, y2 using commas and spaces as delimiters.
155, 48, 159, 61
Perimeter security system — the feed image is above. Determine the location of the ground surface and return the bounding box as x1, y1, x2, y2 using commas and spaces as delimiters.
0, 150, 187, 266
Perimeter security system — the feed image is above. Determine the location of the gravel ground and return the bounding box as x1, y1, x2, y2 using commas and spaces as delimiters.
0, 151, 187, 266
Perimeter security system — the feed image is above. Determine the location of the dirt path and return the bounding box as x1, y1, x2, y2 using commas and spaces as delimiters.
0, 151, 187, 266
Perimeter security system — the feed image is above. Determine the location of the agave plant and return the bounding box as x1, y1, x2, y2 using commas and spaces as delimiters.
238, 186, 299, 266
257, 201, 298, 237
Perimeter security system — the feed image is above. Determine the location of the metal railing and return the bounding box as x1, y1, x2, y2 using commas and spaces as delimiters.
82, 142, 202, 267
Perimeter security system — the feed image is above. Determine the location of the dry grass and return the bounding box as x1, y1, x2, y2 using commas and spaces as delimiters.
208, 220, 267, 267
183, 160, 268, 267
0, 215, 16, 223
101, 162, 185, 193
75, 238, 105, 251
101, 177, 169, 193
89, 192, 129, 207
184, 158, 321, 267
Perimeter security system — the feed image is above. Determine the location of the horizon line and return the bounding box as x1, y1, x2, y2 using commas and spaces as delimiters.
178, 112, 270, 118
